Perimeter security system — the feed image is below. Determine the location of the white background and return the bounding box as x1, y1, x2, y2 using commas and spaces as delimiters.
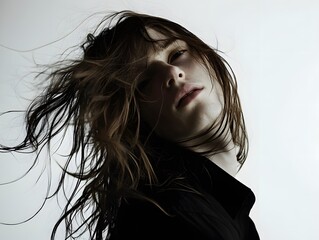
1, 0, 319, 239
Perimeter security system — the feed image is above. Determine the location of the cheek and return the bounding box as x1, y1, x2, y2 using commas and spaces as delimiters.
141, 77, 165, 102
139, 98, 176, 139
139, 99, 164, 128
213, 82, 225, 108
139, 83, 167, 127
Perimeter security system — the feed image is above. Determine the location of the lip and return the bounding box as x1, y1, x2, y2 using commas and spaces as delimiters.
175, 85, 204, 108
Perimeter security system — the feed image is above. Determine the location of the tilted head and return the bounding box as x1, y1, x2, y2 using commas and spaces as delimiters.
79, 11, 247, 162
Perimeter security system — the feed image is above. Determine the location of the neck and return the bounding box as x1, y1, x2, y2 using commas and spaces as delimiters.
180, 137, 239, 177
207, 145, 239, 176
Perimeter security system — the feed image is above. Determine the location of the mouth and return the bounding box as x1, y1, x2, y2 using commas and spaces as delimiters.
176, 87, 203, 108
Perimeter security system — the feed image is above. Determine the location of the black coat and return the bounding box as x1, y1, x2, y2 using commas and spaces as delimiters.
109, 139, 260, 240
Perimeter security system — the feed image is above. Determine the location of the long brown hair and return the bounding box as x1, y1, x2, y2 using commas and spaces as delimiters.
0, 11, 248, 239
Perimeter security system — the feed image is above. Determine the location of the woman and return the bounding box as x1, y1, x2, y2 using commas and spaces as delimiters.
1, 11, 259, 239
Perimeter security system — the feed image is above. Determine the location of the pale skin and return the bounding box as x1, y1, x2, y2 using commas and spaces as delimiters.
138, 29, 238, 176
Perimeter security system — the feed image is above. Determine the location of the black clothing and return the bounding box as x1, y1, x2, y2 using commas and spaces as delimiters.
109, 139, 260, 240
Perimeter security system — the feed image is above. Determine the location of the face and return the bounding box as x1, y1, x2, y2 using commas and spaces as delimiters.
138, 29, 224, 143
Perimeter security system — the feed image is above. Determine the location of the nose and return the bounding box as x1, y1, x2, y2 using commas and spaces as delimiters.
164, 64, 185, 88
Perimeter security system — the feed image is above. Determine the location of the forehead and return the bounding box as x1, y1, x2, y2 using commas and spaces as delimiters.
146, 28, 169, 42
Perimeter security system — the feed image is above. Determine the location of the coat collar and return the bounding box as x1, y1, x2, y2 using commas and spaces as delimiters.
145, 134, 256, 219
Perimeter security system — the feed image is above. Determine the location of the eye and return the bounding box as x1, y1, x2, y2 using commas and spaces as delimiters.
169, 49, 187, 63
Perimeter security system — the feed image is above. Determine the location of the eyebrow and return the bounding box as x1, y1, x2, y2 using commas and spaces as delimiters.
155, 38, 177, 51
157, 38, 176, 50
152, 39, 189, 59
145, 39, 186, 66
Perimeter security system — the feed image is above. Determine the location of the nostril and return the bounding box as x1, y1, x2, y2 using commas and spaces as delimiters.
167, 78, 174, 87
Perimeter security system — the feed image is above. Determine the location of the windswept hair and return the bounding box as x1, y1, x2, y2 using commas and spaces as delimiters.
0, 11, 248, 240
